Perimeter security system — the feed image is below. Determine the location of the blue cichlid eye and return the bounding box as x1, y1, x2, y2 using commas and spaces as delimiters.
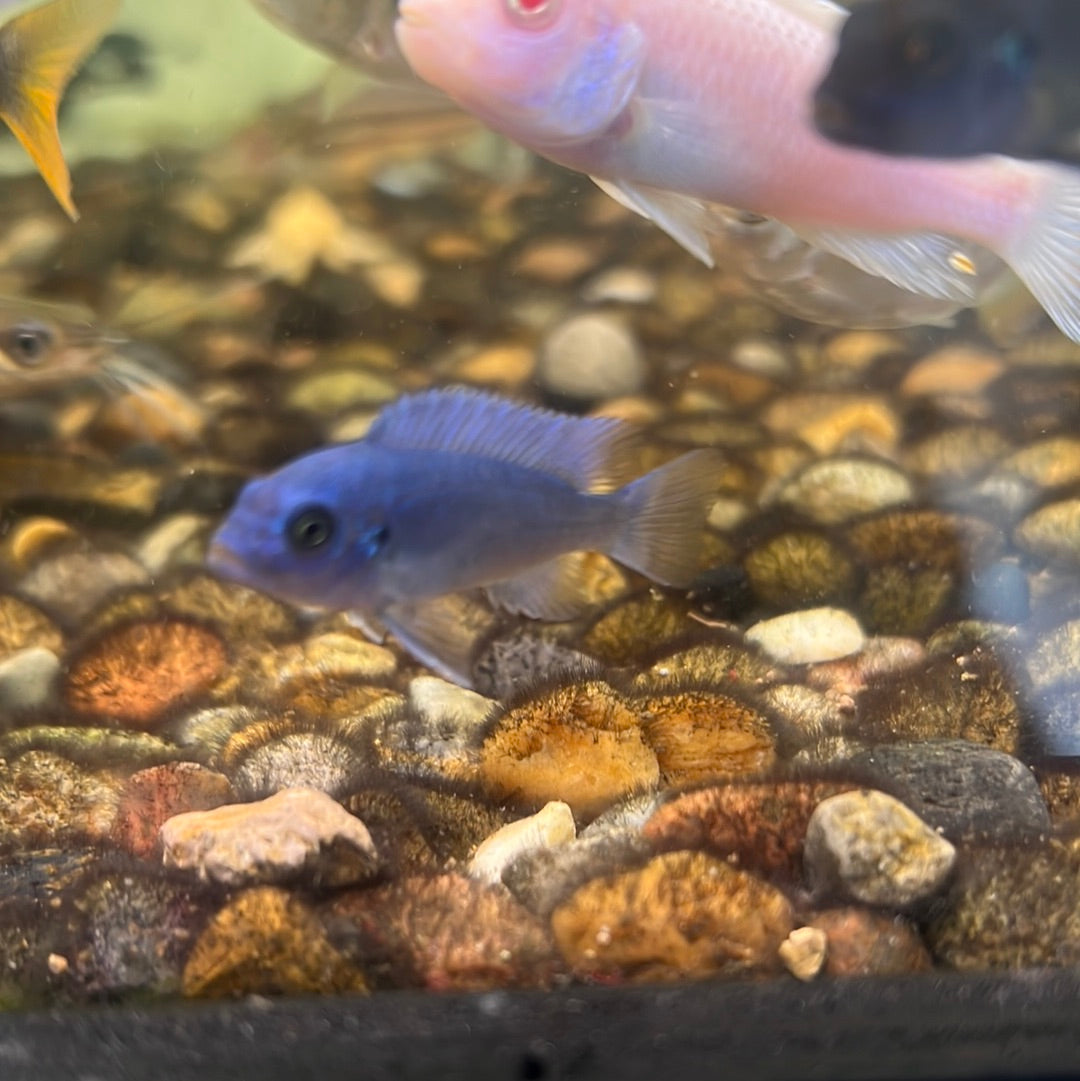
286, 505, 337, 552
357, 524, 390, 560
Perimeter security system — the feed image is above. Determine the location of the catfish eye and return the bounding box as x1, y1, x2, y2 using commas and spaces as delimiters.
286, 505, 337, 552
1, 321, 54, 367
504, 0, 560, 28
898, 21, 959, 76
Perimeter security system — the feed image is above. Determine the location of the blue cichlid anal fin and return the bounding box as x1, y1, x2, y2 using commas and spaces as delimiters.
379, 592, 498, 688
485, 552, 599, 621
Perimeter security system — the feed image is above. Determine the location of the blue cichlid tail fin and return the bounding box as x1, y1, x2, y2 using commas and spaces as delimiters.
1002, 165, 1080, 344
609, 449, 719, 588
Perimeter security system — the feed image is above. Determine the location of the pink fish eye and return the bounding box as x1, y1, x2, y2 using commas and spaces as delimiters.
504, 0, 560, 28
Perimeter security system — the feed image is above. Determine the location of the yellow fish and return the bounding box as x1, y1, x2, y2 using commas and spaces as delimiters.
0, 0, 121, 220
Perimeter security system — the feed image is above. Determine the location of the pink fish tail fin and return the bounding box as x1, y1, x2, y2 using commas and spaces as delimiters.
610, 449, 720, 588
1004, 167, 1080, 344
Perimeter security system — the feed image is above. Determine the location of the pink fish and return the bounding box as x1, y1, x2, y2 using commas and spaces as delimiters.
396, 0, 1080, 341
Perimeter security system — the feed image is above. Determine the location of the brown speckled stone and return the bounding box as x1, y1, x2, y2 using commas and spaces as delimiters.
182, 887, 365, 997
551, 850, 794, 982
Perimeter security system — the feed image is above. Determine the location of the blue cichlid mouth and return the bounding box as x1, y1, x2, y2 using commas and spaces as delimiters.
205, 541, 250, 579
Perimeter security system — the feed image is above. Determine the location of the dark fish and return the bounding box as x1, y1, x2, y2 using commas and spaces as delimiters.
814, 0, 1080, 162
249, 0, 435, 90
207, 388, 719, 682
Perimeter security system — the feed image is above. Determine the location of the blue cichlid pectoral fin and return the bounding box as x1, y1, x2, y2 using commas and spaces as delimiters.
380, 593, 499, 688
591, 176, 717, 266
485, 552, 599, 622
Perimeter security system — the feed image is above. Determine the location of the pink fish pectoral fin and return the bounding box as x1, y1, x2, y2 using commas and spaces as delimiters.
484, 553, 597, 622
794, 225, 983, 303
591, 176, 717, 266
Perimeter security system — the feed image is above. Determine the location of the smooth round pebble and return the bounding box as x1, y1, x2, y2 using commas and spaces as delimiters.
0, 647, 59, 715
537, 312, 646, 401
745, 608, 865, 665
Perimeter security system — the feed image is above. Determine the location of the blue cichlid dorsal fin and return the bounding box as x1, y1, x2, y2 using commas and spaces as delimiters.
366, 387, 642, 493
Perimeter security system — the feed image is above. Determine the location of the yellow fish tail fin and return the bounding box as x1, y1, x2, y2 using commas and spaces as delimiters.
0, 0, 122, 220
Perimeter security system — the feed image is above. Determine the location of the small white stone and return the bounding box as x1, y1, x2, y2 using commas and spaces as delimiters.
136, 513, 210, 575
779, 926, 828, 981
408, 676, 495, 757
538, 312, 646, 401
745, 608, 865, 665
0, 647, 59, 713
580, 266, 658, 305
468, 801, 577, 885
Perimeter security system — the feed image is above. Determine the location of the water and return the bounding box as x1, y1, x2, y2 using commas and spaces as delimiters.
0, 0, 1077, 1057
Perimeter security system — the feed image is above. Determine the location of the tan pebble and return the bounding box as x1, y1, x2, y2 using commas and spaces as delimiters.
361, 259, 425, 308
468, 801, 577, 885
580, 266, 657, 305
162, 787, 378, 888
286, 369, 398, 414
513, 238, 601, 283
707, 497, 750, 532
996, 435, 1080, 488
821, 331, 904, 371
805, 790, 956, 907
588, 395, 663, 425
46, 953, 69, 976
900, 345, 1004, 397
779, 926, 828, 981
454, 343, 535, 386
636, 689, 776, 786
277, 631, 397, 687
0, 517, 78, 573
763, 394, 900, 456
228, 186, 395, 286
1014, 499, 1080, 567
770, 457, 914, 525
424, 231, 488, 262
479, 680, 659, 819
730, 337, 792, 378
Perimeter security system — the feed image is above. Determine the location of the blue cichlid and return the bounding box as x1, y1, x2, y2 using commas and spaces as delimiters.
814, 0, 1080, 164
208, 388, 719, 678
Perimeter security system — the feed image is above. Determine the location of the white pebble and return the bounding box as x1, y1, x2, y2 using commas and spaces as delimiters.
745, 607, 865, 665
468, 801, 577, 885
